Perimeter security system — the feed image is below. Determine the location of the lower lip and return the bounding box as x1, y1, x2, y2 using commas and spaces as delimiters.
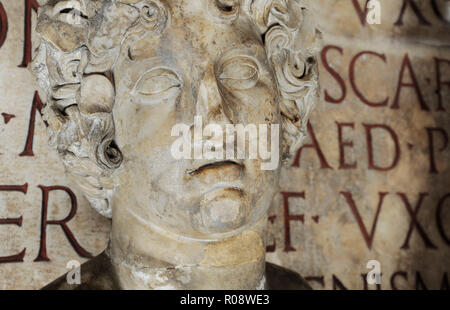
200, 182, 244, 196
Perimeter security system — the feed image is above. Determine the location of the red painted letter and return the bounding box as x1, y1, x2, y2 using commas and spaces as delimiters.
321, 45, 346, 104
394, 0, 431, 26
266, 215, 277, 253
398, 193, 437, 249
281, 192, 305, 252
34, 185, 93, 261
0, 184, 28, 263
0, 2, 8, 49
426, 127, 448, 174
364, 124, 401, 171
351, 0, 370, 26
336, 122, 357, 169
434, 57, 450, 111
19, 0, 39, 68
392, 54, 429, 111
390, 271, 408, 290
292, 122, 333, 169
341, 191, 388, 249
437, 194, 450, 246
350, 51, 389, 107
20, 91, 46, 157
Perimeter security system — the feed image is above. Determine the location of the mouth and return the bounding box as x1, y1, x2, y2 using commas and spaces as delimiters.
186, 160, 244, 176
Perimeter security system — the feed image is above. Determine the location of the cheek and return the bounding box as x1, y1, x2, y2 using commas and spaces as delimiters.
252, 82, 280, 122
220, 81, 279, 125
256, 73, 281, 123
113, 93, 179, 156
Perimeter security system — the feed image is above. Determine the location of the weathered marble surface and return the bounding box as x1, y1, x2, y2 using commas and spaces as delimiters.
0, 0, 449, 290
41, 251, 312, 290
27, 0, 320, 290
0, 0, 110, 290
267, 0, 450, 290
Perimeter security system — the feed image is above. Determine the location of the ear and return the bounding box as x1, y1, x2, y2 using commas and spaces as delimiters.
246, 0, 322, 161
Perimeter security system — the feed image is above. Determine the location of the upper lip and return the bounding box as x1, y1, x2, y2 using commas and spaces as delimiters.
186, 160, 244, 176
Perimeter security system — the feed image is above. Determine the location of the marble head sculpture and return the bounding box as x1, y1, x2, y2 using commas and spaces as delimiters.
30, 0, 320, 289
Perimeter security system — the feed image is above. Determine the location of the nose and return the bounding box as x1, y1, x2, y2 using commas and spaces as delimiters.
192, 63, 242, 166
195, 64, 233, 126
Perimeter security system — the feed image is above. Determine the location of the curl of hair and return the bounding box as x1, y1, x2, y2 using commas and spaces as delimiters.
244, 0, 321, 160
30, 0, 139, 218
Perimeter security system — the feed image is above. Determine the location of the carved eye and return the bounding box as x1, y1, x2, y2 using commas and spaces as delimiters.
135, 69, 182, 105
215, 0, 234, 12
208, 0, 239, 22
53, 0, 88, 25
218, 57, 259, 90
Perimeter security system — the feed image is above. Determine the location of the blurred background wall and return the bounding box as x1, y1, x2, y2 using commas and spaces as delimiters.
0, 0, 449, 290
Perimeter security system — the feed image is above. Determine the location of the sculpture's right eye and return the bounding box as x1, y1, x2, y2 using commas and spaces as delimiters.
134, 68, 182, 105
53, 0, 88, 25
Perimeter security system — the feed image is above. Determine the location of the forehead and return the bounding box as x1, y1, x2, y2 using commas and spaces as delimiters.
129, 0, 263, 61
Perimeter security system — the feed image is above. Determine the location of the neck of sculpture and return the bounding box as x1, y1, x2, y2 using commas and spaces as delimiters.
109, 206, 268, 290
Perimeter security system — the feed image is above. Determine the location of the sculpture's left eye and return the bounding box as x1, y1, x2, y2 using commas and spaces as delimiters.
135, 68, 182, 105
218, 57, 259, 90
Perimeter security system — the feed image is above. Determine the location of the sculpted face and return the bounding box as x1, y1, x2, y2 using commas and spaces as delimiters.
113, 0, 280, 238
31, 0, 319, 239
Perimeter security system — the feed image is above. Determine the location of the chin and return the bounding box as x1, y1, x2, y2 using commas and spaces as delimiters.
191, 187, 251, 235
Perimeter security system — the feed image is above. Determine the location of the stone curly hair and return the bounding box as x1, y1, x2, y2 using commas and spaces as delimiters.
30, 0, 321, 218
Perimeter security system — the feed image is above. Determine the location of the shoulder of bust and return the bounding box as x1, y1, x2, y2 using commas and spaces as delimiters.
42, 253, 311, 290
